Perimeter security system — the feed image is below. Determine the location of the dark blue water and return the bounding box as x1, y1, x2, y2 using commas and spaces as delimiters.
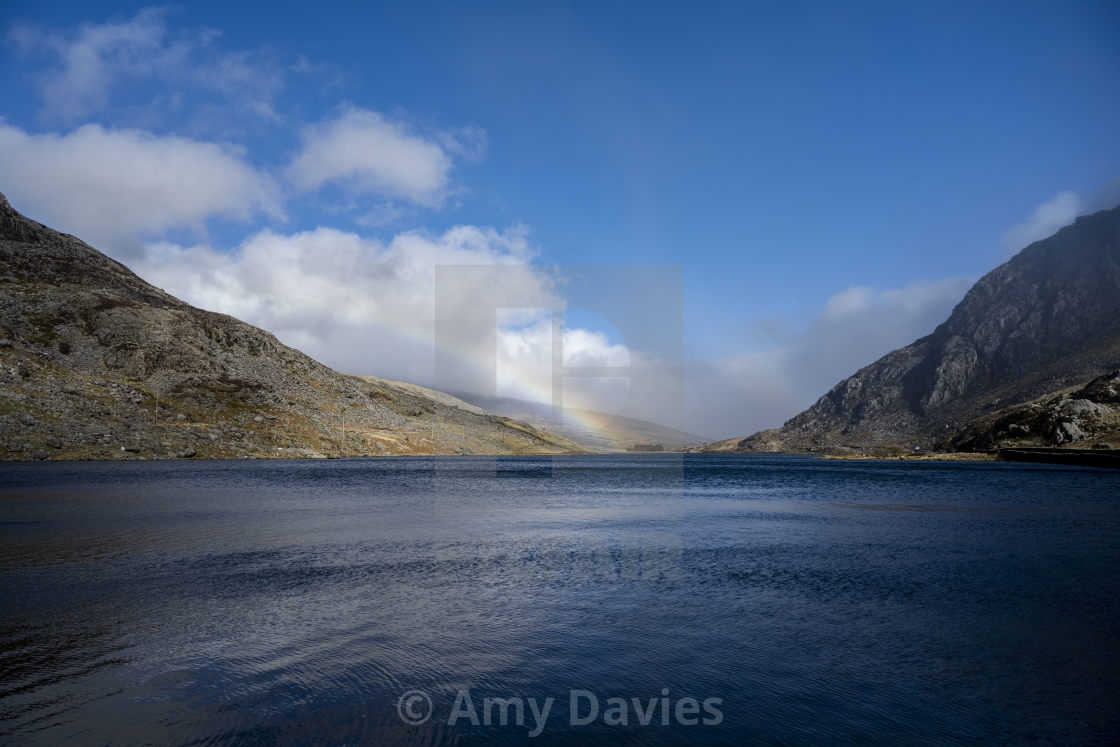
1, 455, 1118, 744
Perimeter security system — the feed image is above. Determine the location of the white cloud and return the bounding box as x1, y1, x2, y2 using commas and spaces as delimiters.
0, 122, 280, 253
562, 327, 630, 367
10, 7, 283, 123
1000, 191, 1081, 253
286, 108, 460, 205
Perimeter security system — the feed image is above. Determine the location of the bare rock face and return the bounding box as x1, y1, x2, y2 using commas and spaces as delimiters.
705, 203, 1120, 453
0, 193, 585, 460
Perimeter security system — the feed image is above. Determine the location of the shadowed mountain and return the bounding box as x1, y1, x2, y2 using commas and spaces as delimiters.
698, 204, 1120, 453
0, 193, 585, 460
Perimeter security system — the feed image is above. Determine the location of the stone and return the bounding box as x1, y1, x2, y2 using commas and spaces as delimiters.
1053, 421, 1085, 444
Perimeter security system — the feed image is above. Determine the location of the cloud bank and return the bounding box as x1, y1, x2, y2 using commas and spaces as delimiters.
1000, 191, 1081, 253
684, 277, 974, 439
134, 225, 549, 388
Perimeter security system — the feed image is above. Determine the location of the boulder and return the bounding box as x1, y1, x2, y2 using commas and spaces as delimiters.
1058, 398, 1111, 417
1053, 421, 1085, 444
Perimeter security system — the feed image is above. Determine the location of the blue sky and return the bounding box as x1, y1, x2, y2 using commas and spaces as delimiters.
1, 1, 1118, 437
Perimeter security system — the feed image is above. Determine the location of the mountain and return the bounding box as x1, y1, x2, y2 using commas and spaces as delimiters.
452, 394, 710, 452
698, 204, 1120, 453
0, 193, 586, 460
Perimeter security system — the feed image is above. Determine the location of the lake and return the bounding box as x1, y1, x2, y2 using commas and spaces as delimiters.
1, 454, 1118, 744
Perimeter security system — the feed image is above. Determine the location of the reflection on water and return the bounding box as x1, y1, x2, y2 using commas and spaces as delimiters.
1, 455, 1119, 744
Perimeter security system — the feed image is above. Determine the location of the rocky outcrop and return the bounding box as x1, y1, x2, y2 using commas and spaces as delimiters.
700, 203, 1120, 453
0, 193, 586, 460
944, 370, 1120, 451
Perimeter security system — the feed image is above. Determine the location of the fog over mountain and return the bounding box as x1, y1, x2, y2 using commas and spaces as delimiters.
700, 204, 1120, 452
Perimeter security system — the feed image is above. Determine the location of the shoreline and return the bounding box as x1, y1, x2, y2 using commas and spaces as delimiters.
818, 452, 997, 463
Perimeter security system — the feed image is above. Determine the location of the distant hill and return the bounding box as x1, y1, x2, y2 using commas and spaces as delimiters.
454, 394, 709, 452
697, 204, 1120, 453
0, 192, 584, 460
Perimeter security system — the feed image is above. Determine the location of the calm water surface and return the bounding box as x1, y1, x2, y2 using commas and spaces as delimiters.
1, 454, 1118, 744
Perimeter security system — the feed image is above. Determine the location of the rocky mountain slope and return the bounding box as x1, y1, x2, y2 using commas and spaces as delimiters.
699, 204, 1120, 453
454, 394, 709, 452
0, 193, 585, 460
